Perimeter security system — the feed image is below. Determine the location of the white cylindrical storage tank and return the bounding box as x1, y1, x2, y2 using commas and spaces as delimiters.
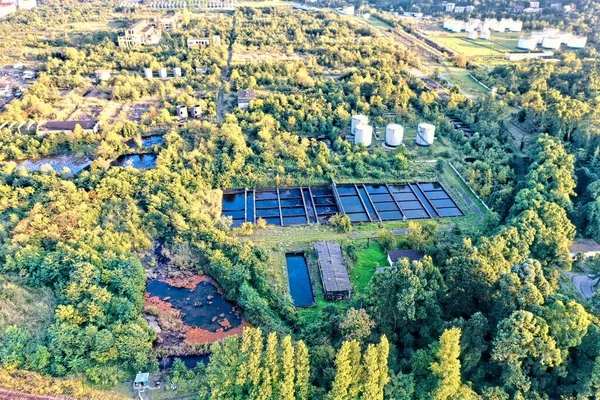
517, 36, 537, 50
355, 124, 373, 147
541, 36, 561, 49
567, 36, 587, 49
351, 114, 369, 134
480, 30, 491, 40
173, 67, 182, 77
385, 124, 404, 147
443, 19, 452, 30
467, 31, 478, 40
416, 123, 435, 146
509, 20, 523, 32
144, 68, 153, 79
559, 32, 573, 44
159, 67, 167, 79
192, 104, 202, 118
176, 105, 188, 119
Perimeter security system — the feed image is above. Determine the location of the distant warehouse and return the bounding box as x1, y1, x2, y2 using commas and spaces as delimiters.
38, 120, 101, 134
504, 50, 555, 62
314, 241, 352, 301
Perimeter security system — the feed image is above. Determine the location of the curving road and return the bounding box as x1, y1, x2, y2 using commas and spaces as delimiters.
570, 274, 598, 299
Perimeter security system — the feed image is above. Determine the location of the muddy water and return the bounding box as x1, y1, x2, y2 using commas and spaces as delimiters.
146, 280, 242, 332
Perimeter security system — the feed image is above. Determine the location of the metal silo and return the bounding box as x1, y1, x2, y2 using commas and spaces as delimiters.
416, 123, 435, 146
354, 124, 373, 147
351, 114, 369, 134
385, 124, 404, 147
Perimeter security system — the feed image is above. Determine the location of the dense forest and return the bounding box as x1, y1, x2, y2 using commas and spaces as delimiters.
0, 1, 599, 399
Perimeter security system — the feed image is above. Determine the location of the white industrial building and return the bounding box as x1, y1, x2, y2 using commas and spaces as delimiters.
187, 37, 210, 48
176, 105, 188, 119
467, 31, 478, 40
567, 36, 587, 49
192, 105, 202, 118
443, 17, 522, 34
541, 36, 562, 49
504, 51, 554, 61
340, 5, 354, 15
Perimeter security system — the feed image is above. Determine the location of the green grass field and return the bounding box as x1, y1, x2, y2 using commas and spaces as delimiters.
362, 15, 393, 30
442, 65, 490, 95
428, 32, 520, 57
350, 242, 388, 294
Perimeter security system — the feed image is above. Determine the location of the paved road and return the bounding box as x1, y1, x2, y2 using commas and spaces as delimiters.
570, 274, 598, 299
217, 15, 236, 123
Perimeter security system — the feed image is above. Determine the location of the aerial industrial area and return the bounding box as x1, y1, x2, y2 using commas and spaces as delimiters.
0, 0, 600, 399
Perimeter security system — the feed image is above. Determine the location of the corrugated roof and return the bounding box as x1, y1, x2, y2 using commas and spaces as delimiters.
314, 241, 352, 293
569, 239, 600, 255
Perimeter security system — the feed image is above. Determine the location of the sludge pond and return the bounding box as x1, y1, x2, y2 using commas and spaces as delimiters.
146, 279, 242, 332
144, 276, 246, 349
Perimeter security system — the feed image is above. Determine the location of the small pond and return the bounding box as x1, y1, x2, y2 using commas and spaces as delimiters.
464, 157, 477, 163
285, 253, 314, 307
112, 153, 157, 169
14, 155, 92, 174
146, 280, 242, 331
159, 354, 210, 371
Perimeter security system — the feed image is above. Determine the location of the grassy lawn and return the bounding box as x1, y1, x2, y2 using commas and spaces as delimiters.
429, 34, 505, 57
441, 65, 490, 95
350, 241, 388, 295
362, 15, 393, 30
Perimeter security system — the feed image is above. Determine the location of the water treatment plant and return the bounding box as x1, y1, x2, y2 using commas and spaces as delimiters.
222, 181, 463, 227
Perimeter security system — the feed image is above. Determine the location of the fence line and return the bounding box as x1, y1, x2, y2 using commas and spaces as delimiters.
448, 162, 491, 213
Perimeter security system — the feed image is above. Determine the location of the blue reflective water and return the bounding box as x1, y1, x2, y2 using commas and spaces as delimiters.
141, 135, 166, 147
113, 154, 157, 169
285, 254, 314, 307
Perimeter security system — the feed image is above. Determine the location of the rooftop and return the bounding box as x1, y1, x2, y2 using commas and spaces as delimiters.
388, 249, 424, 264
314, 241, 352, 294
40, 120, 99, 131
569, 239, 600, 255
238, 88, 256, 100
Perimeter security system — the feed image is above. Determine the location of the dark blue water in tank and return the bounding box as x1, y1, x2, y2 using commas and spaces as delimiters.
285, 254, 314, 307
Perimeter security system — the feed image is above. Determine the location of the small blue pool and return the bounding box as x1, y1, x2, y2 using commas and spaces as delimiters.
285, 253, 314, 307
